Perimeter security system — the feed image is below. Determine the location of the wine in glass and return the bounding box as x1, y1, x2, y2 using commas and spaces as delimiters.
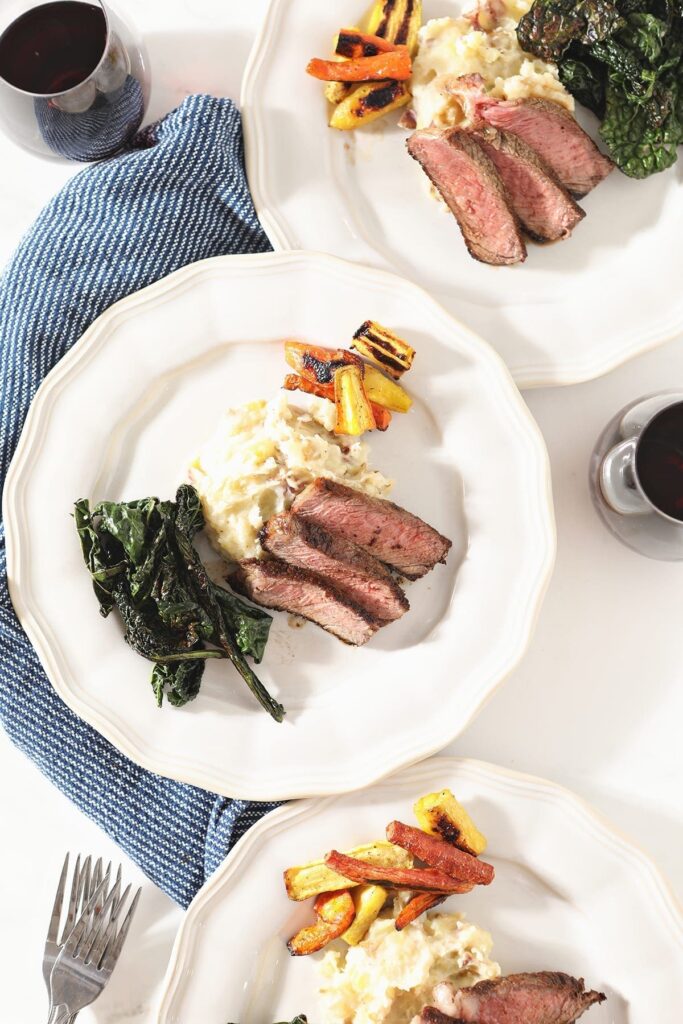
0, 0, 149, 160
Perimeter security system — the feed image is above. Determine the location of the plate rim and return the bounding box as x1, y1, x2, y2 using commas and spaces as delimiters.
154, 755, 683, 1022
240, 0, 683, 390
4, 250, 556, 799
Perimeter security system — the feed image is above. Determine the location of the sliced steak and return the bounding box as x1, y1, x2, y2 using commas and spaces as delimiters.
229, 559, 380, 646
477, 97, 614, 197
407, 127, 526, 266
433, 972, 606, 1024
261, 513, 409, 623
469, 125, 585, 242
291, 478, 452, 580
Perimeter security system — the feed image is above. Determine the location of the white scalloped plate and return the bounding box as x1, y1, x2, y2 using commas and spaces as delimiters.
156, 757, 683, 1023
241, 0, 683, 388
4, 252, 554, 799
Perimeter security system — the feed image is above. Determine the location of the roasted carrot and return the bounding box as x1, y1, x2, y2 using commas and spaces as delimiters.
386, 821, 495, 885
336, 29, 405, 58
283, 374, 392, 431
306, 50, 412, 82
287, 889, 356, 956
284, 341, 361, 384
395, 892, 446, 930
325, 850, 475, 894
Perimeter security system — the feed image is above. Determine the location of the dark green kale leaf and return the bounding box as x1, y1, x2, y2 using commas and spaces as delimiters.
517, 0, 622, 60
213, 587, 272, 663
94, 497, 159, 565
74, 498, 125, 615
619, 11, 669, 61
151, 660, 205, 708
74, 485, 282, 720
600, 76, 681, 173
559, 54, 607, 112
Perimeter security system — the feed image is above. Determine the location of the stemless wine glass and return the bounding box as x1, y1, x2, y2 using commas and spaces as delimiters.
589, 391, 683, 560
0, 0, 149, 161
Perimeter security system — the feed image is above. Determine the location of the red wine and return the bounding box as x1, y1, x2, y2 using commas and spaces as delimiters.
636, 402, 683, 520
0, 1, 106, 95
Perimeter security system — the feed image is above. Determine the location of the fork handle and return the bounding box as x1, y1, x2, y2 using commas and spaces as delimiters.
47, 1006, 74, 1024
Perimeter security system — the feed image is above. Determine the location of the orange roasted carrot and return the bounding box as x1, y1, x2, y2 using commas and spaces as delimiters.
287, 889, 356, 956
325, 850, 475, 894
386, 821, 495, 886
306, 50, 412, 82
395, 892, 446, 930
336, 29, 405, 59
284, 341, 361, 383
283, 374, 391, 432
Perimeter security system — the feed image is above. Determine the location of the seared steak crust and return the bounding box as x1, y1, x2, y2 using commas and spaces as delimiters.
478, 98, 614, 197
407, 127, 526, 266
229, 558, 380, 646
470, 126, 585, 242
261, 512, 409, 623
433, 971, 606, 1024
291, 478, 452, 580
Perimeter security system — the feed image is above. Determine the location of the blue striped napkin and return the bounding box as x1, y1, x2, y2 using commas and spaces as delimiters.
0, 95, 281, 908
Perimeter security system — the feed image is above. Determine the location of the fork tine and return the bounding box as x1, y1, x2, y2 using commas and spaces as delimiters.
103, 886, 141, 972
83, 877, 121, 963
78, 854, 93, 908
86, 878, 123, 967
58, 852, 82, 944
46, 853, 69, 944
111, 882, 131, 922
63, 868, 111, 958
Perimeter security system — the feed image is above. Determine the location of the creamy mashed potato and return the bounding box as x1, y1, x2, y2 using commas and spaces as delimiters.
319, 910, 500, 1024
411, 0, 573, 130
188, 393, 392, 562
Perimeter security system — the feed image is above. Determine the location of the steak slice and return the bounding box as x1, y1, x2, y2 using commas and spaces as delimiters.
469, 125, 585, 242
261, 512, 409, 623
477, 97, 614, 197
432, 972, 606, 1024
230, 559, 380, 646
291, 478, 452, 580
407, 127, 526, 266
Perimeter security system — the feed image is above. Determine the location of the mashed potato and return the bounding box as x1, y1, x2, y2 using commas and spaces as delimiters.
188, 393, 392, 562
411, 0, 573, 130
319, 911, 500, 1024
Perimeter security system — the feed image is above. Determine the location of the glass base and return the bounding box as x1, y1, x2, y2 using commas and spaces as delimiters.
589, 398, 683, 561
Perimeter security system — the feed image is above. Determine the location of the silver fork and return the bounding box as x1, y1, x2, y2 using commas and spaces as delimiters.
46, 860, 141, 1024
43, 853, 109, 1022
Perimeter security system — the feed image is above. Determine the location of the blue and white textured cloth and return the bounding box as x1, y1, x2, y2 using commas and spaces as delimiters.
0, 95, 280, 908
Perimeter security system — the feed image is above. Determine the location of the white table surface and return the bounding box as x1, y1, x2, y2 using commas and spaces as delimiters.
0, 1, 681, 1021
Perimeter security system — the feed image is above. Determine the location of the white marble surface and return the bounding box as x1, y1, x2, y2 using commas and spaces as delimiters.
0, 1, 681, 1021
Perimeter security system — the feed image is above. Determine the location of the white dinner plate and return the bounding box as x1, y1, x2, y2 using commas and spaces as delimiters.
4, 251, 554, 799
241, 0, 683, 388
156, 757, 683, 1023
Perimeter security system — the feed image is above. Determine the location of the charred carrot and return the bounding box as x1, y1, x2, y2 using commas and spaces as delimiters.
284, 341, 361, 384
386, 821, 494, 885
325, 850, 475, 894
395, 892, 446, 930
336, 29, 405, 58
287, 889, 356, 956
283, 374, 392, 431
306, 50, 412, 82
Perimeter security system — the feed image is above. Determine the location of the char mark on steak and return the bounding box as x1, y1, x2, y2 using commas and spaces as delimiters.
261, 512, 409, 623
407, 127, 526, 266
477, 97, 614, 198
416, 1009, 465, 1024
432, 972, 606, 1024
291, 478, 452, 580
229, 558, 381, 646
469, 125, 585, 242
